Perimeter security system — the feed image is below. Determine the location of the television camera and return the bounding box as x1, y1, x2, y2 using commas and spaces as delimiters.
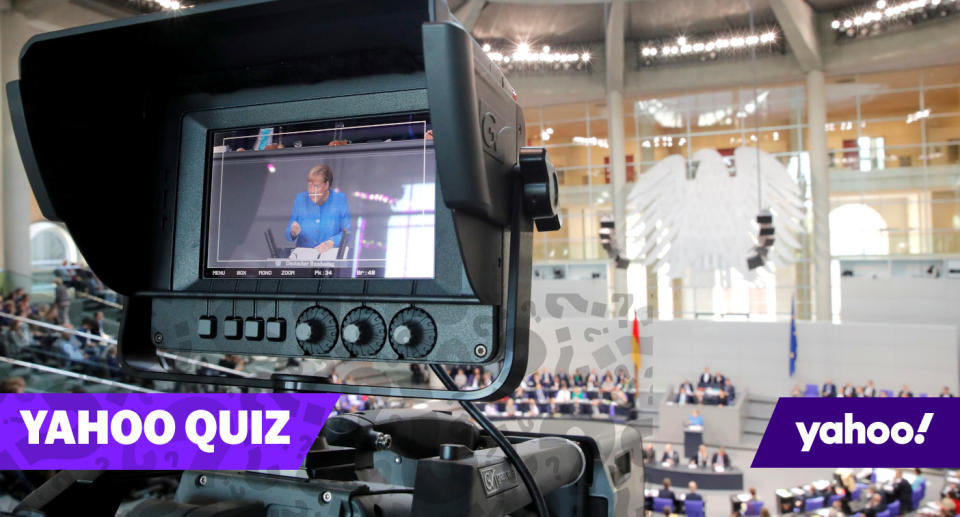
7, 1, 643, 515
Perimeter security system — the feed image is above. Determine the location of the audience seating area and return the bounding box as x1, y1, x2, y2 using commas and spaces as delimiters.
473, 368, 637, 421
674, 367, 738, 406
794, 379, 950, 398
775, 468, 929, 516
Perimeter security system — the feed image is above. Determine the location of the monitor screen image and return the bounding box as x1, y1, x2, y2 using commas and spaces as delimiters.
204, 117, 435, 280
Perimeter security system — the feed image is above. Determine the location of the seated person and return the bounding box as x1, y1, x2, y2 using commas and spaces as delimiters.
686, 481, 703, 501
525, 396, 541, 417
892, 469, 913, 513
941, 386, 953, 398
554, 381, 572, 404
584, 369, 600, 390
862, 493, 887, 517
677, 380, 695, 404
641, 443, 657, 464
540, 370, 555, 388
55, 326, 89, 368
571, 385, 599, 414
698, 368, 712, 387
822, 379, 838, 397
864, 380, 877, 397
696, 444, 709, 468
898, 385, 913, 398
526, 371, 541, 388
724, 378, 736, 403
599, 371, 616, 392
503, 398, 517, 418
711, 446, 731, 470
713, 371, 727, 386
941, 499, 957, 517
530, 380, 552, 409
832, 484, 853, 515
717, 390, 729, 406
658, 478, 676, 505
661, 444, 680, 467
842, 382, 857, 397
610, 386, 629, 406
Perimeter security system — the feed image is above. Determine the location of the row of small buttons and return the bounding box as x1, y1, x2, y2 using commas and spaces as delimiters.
197, 316, 286, 342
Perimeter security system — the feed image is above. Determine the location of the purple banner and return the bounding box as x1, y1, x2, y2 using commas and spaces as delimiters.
752, 398, 947, 468
0, 393, 339, 470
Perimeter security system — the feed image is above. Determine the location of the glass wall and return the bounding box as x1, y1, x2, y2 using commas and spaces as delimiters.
526, 102, 611, 261
826, 65, 960, 257
524, 64, 960, 320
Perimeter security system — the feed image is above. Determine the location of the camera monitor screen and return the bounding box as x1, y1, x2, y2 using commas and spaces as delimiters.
204, 116, 435, 280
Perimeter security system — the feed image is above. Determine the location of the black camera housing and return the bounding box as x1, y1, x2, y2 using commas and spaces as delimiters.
8, 0, 558, 400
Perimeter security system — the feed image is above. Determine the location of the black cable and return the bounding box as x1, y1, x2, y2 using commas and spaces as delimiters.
429, 364, 550, 517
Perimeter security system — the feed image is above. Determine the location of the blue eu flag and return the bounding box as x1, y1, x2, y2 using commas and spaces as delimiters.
789, 296, 797, 377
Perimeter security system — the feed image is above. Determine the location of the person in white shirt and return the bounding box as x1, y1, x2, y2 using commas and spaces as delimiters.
554, 381, 572, 407
453, 368, 468, 388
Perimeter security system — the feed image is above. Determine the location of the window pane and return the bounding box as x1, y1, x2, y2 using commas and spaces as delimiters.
922, 66, 960, 87
859, 90, 921, 121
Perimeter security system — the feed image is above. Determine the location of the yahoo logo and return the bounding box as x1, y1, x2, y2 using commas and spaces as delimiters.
796, 412, 933, 452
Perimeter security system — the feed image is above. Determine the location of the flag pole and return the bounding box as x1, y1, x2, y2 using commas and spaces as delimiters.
633, 308, 641, 401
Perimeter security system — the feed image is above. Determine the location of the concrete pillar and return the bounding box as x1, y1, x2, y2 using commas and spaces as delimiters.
671, 277, 683, 319
607, 90, 629, 315
645, 266, 659, 319
806, 69, 831, 321
790, 104, 812, 320
1, 10, 33, 293
637, 117, 658, 319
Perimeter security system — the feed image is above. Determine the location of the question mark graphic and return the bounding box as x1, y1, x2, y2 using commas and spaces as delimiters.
546, 455, 561, 480
613, 293, 633, 318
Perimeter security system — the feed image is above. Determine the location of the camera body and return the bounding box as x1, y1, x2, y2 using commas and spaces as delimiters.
9, 0, 559, 400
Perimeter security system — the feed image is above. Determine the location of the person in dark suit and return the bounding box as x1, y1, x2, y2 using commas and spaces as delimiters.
686, 481, 703, 501
941, 386, 954, 397
711, 447, 731, 470
661, 444, 679, 466
892, 469, 912, 513
677, 380, 696, 404
716, 391, 729, 406
724, 379, 736, 403
658, 478, 676, 505
822, 379, 838, 397
862, 493, 887, 517
698, 368, 712, 387
642, 443, 657, 464
842, 382, 857, 397
713, 372, 726, 386
898, 385, 914, 398
863, 380, 877, 397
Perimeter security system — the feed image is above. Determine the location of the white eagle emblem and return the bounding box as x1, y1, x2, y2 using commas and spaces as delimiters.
626, 147, 805, 281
